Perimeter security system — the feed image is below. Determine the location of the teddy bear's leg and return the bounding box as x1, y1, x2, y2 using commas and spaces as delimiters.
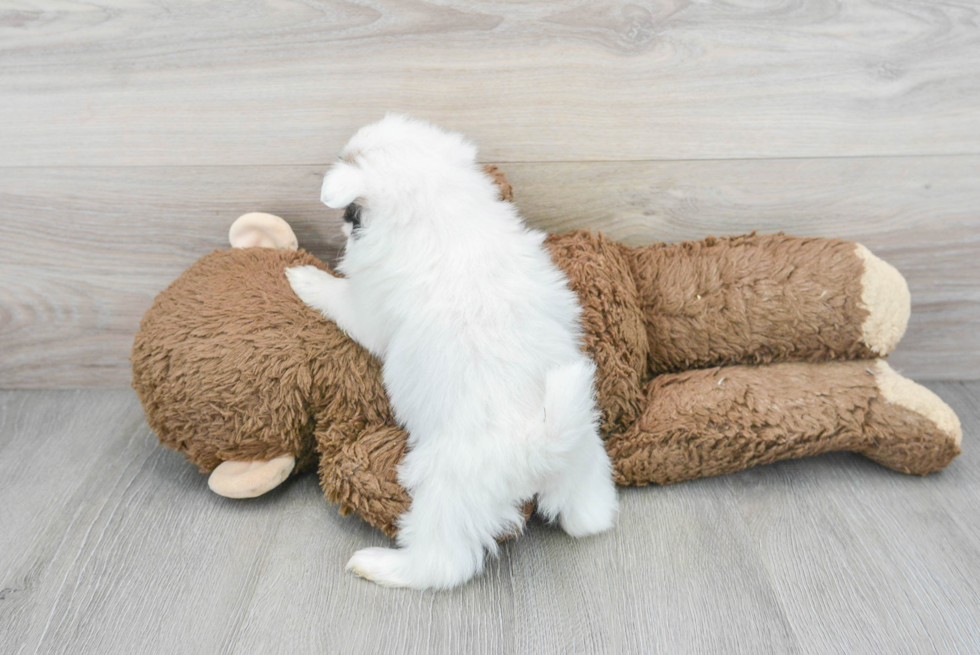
606, 359, 961, 486
628, 234, 911, 374
207, 455, 296, 498
862, 360, 963, 474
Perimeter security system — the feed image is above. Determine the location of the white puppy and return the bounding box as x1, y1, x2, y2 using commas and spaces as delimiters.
286, 114, 617, 589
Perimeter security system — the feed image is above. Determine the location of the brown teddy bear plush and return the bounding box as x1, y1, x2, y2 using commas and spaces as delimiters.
132, 167, 962, 538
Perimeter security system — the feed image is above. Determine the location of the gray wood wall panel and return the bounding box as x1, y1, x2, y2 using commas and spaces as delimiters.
1, 0, 978, 385
1, 384, 977, 654
1, 158, 976, 387
2, 1, 979, 166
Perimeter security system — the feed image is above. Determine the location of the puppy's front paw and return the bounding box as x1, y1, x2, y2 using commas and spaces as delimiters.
346, 547, 413, 588
285, 265, 331, 308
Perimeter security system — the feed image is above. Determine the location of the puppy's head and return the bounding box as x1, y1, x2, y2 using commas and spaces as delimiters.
321, 114, 488, 238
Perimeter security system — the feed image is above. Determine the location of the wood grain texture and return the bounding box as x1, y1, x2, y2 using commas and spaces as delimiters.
1, 385, 977, 653
1, 157, 976, 387
0, 390, 290, 654
728, 381, 980, 654
1, 1, 979, 166
0, 391, 143, 581
507, 484, 801, 654
227, 484, 516, 655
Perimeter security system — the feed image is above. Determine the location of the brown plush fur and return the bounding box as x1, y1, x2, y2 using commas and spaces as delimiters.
132, 176, 961, 538
132, 248, 331, 474
628, 233, 875, 374
606, 361, 958, 486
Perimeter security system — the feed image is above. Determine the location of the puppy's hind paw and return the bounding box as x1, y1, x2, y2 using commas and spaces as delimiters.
346, 547, 413, 588
557, 479, 618, 538
560, 498, 617, 538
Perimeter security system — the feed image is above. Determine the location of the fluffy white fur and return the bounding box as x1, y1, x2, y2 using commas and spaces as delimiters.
286, 114, 618, 589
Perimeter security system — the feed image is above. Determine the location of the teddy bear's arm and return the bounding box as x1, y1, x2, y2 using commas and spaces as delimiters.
606, 359, 961, 486
314, 414, 411, 538
627, 234, 910, 375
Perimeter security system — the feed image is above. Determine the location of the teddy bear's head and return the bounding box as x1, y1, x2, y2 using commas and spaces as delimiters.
131, 212, 389, 496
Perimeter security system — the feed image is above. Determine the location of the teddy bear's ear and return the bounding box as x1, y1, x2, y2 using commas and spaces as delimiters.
228, 213, 299, 250
208, 455, 296, 499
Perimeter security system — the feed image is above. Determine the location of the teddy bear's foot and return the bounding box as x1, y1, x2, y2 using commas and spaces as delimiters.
207, 455, 296, 498
854, 245, 911, 356
862, 360, 962, 475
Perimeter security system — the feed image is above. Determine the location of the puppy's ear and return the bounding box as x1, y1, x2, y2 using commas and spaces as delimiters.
321, 162, 365, 208
453, 138, 478, 165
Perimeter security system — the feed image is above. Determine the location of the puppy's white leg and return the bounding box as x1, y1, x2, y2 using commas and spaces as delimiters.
535, 360, 618, 537
537, 433, 618, 538
285, 265, 384, 356
346, 493, 490, 590
347, 455, 521, 589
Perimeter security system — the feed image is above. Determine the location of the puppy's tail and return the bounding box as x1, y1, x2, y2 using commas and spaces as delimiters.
542, 359, 601, 454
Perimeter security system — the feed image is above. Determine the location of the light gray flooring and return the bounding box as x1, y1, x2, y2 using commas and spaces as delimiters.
1, 383, 978, 654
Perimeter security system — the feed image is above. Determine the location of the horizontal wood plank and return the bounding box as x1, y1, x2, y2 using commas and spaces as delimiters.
1, 156, 976, 387
1, 1, 979, 166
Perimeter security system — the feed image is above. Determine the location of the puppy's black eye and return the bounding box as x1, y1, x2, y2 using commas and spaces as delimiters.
343, 203, 362, 231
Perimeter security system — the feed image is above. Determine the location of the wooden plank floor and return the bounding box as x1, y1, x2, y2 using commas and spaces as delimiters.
1, 382, 978, 654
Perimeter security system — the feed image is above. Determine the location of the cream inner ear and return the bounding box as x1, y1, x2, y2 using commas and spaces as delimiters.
207, 455, 296, 498
228, 213, 299, 250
